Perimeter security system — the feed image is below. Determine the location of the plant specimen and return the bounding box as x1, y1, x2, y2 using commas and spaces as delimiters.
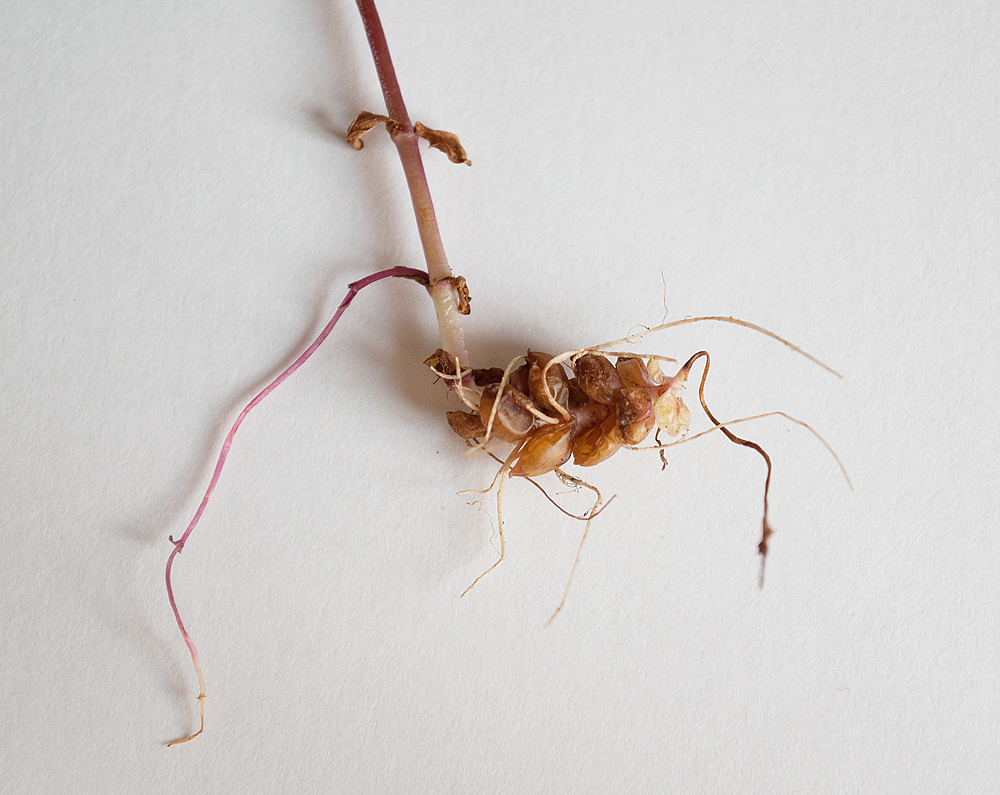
164, 0, 846, 746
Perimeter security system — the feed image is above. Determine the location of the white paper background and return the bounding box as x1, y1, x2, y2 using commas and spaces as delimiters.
3, 0, 998, 791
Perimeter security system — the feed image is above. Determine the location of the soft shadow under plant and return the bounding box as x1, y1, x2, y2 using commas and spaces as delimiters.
164, 0, 848, 745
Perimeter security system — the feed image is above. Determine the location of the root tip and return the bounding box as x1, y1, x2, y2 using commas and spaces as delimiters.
166, 728, 203, 747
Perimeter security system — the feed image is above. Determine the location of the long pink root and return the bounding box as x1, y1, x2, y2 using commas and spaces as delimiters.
165, 266, 428, 746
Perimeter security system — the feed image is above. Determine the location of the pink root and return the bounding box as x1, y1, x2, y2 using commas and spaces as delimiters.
165, 266, 428, 746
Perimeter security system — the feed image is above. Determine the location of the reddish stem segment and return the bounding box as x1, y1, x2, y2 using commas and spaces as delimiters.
354, 0, 470, 366
355, 0, 412, 127
165, 266, 428, 746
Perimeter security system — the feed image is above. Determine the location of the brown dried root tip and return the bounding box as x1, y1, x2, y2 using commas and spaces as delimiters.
687, 351, 776, 587
346, 111, 405, 150
654, 428, 668, 470
166, 692, 205, 747
414, 122, 471, 165
758, 522, 774, 589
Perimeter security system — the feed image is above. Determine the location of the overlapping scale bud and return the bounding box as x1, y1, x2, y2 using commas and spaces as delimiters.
432, 348, 693, 478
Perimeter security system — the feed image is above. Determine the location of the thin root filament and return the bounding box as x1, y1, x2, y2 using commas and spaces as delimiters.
164, 266, 428, 746
689, 351, 775, 587
546, 471, 603, 627
460, 445, 519, 598
593, 316, 841, 378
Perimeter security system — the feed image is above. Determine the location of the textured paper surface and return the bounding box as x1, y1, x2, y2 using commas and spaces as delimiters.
2, 0, 998, 791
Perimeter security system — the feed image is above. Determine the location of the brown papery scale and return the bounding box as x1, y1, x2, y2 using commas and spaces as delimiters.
567, 382, 610, 433
447, 410, 486, 439
507, 362, 531, 395
472, 367, 505, 386
526, 351, 570, 415
510, 421, 575, 477
616, 387, 656, 445
574, 353, 623, 405
479, 383, 537, 443
424, 348, 458, 377
615, 356, 656, 389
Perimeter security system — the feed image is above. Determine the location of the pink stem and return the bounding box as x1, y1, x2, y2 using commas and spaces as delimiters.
355, 0, 470, 366
355, 0, 413, 127
165, 265, 428, 745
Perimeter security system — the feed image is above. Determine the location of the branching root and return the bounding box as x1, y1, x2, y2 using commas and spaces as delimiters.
433, 314, 846, 616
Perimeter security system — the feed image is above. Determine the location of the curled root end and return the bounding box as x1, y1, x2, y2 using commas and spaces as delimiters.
166, 693, 205, 747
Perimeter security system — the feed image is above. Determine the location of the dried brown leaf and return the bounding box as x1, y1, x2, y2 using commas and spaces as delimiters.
447, 410, 486, 439
479, 383, 537, 443
424, 348, 458, 377
346, 111, 393, 150
439, 275, 471, 314
472, 367, 505, 386
414, 122, 471, 165
573, 354, 623, 405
